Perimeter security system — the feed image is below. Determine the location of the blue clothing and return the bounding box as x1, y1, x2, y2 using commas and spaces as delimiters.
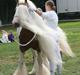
8, 33, 14, 42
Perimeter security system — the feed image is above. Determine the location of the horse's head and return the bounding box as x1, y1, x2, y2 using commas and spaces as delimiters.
12, 0, 37, 29
12, 0, 28, 27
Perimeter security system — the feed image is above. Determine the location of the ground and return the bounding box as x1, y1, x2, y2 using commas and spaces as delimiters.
0, 21, 80, 75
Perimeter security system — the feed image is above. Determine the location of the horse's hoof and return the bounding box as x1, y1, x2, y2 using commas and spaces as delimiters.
29, 71, 35, 75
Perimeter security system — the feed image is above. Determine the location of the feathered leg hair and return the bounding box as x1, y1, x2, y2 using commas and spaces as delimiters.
29, 50, 50, 75
36, 52, 50, 75
13, 51, 28, 75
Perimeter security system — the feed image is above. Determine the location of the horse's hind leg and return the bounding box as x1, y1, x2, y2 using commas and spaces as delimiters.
13, 51, 28, 75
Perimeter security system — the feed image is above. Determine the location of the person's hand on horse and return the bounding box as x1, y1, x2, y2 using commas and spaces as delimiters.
35, 9, 42, 16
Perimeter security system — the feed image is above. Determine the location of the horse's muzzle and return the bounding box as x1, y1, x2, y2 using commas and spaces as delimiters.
13, 23, 20, 27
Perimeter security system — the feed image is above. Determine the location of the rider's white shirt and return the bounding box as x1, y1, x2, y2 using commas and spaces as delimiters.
42, 11, 58, 30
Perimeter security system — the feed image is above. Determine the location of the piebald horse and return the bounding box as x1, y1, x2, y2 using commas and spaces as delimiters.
12, 0, 50, 75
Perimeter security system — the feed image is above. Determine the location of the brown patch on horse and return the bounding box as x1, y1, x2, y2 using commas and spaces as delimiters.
19, 28, 40, 53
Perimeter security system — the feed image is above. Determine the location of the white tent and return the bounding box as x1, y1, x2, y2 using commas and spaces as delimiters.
56, 0, 80, 13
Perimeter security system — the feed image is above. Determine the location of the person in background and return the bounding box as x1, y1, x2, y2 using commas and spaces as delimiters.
8, 32, 14, 42
0, 30, 10, 43
35, 0, 62, 75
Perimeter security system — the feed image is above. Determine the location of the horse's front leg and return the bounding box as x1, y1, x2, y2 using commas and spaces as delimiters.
29, 50, 38, 74
13, 51, 28, 75
41, 51, 50, 70
36, 52, 50, 75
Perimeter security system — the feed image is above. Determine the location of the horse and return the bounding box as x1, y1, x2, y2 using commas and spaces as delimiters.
12, 0, 51, 75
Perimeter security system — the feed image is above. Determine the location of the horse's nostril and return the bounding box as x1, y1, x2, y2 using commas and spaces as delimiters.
14, 23, 20, 27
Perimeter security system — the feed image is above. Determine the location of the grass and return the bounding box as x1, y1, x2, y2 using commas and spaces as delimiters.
0, 21, 80, 75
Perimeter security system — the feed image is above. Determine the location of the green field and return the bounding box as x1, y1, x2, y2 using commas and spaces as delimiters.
0, 21, 80, 75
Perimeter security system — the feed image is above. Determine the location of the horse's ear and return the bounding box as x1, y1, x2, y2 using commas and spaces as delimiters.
25, 0, 27, 3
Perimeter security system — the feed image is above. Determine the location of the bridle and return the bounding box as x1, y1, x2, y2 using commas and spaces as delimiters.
14, 33, 36, 46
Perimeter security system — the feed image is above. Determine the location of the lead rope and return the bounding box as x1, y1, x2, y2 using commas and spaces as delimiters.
14, 33, 36, 46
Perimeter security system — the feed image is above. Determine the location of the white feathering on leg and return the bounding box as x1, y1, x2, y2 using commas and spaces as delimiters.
29, 51, 50, 75
13, 52, 28, 75
36, 53, 50, 75
13, 63, 28, 75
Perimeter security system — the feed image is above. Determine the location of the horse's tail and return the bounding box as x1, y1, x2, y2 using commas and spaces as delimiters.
58, 27, 75, 57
